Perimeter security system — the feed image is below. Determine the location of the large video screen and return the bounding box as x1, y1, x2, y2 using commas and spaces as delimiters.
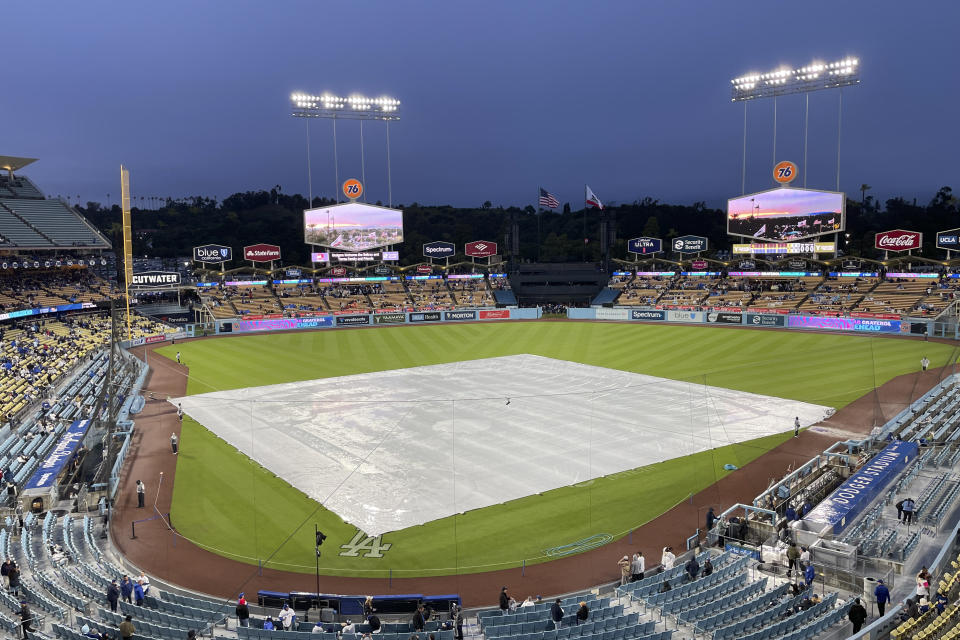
304, 202, 403, 251
728, 188, 844, 242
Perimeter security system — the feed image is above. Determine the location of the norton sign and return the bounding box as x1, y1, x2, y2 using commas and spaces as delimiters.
244, 244, 282, 261
132, 271, 181, 288
192, 244, 232, 263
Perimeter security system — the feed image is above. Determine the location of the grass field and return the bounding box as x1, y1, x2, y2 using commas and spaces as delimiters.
157, 322, 957, 576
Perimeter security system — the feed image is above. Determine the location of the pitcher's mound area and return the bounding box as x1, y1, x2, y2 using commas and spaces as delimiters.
174, 354, 829, 536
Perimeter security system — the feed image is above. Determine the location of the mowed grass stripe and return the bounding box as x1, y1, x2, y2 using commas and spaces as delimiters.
157, 323, 954, 576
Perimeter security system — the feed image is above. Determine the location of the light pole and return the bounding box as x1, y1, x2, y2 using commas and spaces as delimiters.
290, 93, 400, 205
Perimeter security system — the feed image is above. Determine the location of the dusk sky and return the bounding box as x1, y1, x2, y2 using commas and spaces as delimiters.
4, 1, 958, 210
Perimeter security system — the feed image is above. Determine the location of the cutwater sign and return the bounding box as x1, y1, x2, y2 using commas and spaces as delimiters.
132, 271, 181, 287
804, 440, 918, 534
25, 420, 89, 489
672, 235, 708, 253
628, 237, 662, 255
193, 244, 232, 263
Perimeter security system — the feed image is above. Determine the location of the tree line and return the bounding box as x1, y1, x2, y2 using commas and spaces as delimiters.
75, 186, 958, 266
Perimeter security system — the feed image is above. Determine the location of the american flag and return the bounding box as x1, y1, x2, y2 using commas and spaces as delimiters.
539, 187, 559, 209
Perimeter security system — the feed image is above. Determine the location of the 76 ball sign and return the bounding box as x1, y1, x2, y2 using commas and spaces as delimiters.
773, 161, 798, 185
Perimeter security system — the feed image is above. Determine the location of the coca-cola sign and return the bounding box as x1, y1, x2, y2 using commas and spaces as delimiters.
874, 230, 922, 252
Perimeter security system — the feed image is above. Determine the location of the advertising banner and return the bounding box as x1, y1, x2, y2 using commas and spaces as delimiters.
233, 317, 327, 332
595, 308, 629, 320
24, 420, 89, 490
936, 228, 960, 251
373, 312, 407, 324
410, 311, 441, 322
330, 266, 347, 276
628, 237, 662, 255
193, 244, 232, 263
707, 312, 743, 324
745, 313, 786, 327
444, 310, 477, 321
787, 315, 903, 333
732, 242, 836, 254
666, 310, 705, 323
804, 440, 919, 534
630, 310, 666, 321
423, 241, 455, 258
479, 309, 510, 320
672, 235, 708, 253
691, 259, 708, 270
381, 251, 399, 261
465, 240, 497, 257
145, 334, 166, 344
311, 252, 330, 263
416, 265, 433, 274
874, 230, 922, 252
336, 315, 371, 326
333, 252, 381, 262
132, 271, 181, 288
244, 244, 282, 261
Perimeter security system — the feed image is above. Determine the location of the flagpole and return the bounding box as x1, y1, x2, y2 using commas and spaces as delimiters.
582, 184, 587, 262
537, 186, 542, 262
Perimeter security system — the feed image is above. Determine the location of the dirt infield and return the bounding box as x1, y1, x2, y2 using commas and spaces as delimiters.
110, 338, 956, 606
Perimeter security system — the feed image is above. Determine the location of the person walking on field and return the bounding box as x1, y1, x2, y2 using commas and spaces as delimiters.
794, 417, 801, 437
171, 432, 178, 455
136, 480, 145, 508
176, 351, 181, 364
921, 356, 929, 371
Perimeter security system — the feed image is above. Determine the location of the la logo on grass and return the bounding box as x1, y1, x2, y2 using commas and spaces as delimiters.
339, 531, 391, 558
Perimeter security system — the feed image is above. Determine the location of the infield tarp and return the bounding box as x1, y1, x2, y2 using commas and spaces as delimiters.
174, 354, 830, 537
803, 440, 918, 534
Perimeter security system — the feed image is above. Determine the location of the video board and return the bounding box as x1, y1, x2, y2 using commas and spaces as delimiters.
728, 187, 844, 242
304, 202, 403, 251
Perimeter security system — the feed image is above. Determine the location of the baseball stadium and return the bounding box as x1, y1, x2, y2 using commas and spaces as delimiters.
2, 7, 960, 640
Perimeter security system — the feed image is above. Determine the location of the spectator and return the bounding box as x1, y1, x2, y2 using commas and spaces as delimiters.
895, 499, 905, 521
263, 617, 275, 630
313, 621, 325, 634
412, 605, 426, 632
519, 596, 535, 608
120, 576, 133, 604
630, 552, 645, 582
902, 498, 916, 525
452, 605, 463, 640
363, 596, 375, 617
133, 580, 144, 606
936, 591, 948, 615
701, 558, 713, 578
107, 579, 120, 612
705, 506, 717, 532
342, 619, 357, 634
119, 615, 135, 640
685, 556, 700, 582
368, 614, 381, 634
659, 580, 672, 593
549, 599, 564, 630
875, 579, 891, 616
804, 563, 815, 587
786, 542, 800, 577
137, 572, 150, 595
799, 546, 811, 567
661, 547, 675, 570
19, 600, 34, 637
236, 594, 250, 628
575, 602, 589, 625
848, 598, 867, 633
8, 561, 20, 596
499, 587, 510, 615
617, 555, 631, 585
279, 603, 295, 631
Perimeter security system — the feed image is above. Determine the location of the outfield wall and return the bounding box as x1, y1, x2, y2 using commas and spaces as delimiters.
569, 307, 931, 335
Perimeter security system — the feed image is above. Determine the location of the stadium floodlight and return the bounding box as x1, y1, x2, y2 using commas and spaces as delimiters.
730, 58, 860, 101
290, 92, 401, 121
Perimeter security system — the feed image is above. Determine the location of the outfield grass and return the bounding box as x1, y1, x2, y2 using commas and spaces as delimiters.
157, 323, 957, 576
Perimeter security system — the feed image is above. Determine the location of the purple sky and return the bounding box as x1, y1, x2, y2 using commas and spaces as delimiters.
3, 1, 958, 209
728, 189, 844, 218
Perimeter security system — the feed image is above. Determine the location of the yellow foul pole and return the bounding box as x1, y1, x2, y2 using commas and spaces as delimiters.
120, 166, 133, 340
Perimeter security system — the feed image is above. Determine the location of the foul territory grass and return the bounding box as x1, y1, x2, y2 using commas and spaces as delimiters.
157, 322, 956, 576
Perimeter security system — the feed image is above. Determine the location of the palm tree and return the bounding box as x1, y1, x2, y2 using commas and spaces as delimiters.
859, 184, 872, 209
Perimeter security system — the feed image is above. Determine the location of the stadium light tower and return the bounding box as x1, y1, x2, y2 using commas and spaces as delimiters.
290, 93, 401, 207
730, 57, 860, 192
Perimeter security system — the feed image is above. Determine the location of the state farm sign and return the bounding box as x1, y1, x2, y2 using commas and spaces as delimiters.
465, 240, 497, 258
874, 230, 922, 252
243, 244, 282, 261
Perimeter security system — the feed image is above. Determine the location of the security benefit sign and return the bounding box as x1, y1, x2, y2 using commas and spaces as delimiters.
672, 235, 708, 254
804, 440, 918, 534
627, 237, 662, 255
131, 271, 181, 288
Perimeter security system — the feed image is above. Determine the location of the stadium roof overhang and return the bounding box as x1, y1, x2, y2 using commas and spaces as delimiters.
0, 156, 38, 177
